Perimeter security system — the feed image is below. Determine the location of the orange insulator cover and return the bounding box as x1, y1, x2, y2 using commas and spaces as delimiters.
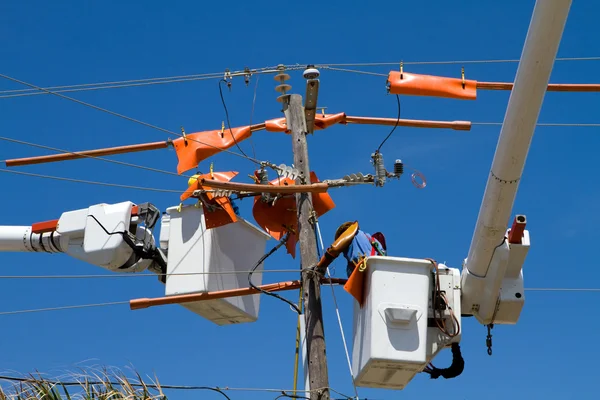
264, 113, 347, 133
343, 261, 366, 307
181, 171, 239, 229
387, 71, 477, 100
252, 172, 336, 258
173, 127, 252, 174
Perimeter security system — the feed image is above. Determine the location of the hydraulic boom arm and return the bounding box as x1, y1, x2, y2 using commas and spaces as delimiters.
461, 0, 572, 324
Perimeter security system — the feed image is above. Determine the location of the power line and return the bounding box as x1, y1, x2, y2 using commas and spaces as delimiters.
0, 136, 185, 179
0, 73, 265, 167
323, 66, 387, 77
473, 122, 600, 127
316, 56, 600, 67
0, 269, 301, 280
2, 56, 598, 99
0, 168, 183, 193
0, 287, 595, 316
0, 66, 296, 99
0, 301, 129, 316
0, 74, 223, 99
525, 288, 600, 292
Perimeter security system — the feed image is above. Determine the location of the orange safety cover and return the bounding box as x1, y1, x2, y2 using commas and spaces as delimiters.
181, 171, 239, 229
252, 172, 336, 258
343, 260, 367, 307
264, 113, 347, 133
387, 71, 477, 100
173, 126, 252, 174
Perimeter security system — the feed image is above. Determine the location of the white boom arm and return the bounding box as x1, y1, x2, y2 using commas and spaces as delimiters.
461, 0, 572, 324
0, 201, 165, 275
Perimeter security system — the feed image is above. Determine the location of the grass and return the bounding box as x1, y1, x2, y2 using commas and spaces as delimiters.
0, 368, 167, 400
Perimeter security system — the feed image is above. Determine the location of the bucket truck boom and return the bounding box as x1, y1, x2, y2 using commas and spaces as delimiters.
0, 201, 166, 276
461, 0, 572, 325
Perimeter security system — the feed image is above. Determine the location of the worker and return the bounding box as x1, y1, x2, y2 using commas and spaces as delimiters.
334, 222, 387, 278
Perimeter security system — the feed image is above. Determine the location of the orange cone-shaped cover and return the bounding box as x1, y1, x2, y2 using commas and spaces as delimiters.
387, 71, 477, 100
265, 113, 347, 133
173, 127, 252, 174
252, 171, 336, 258
343, 259, 367, 307
181, 171, 239, 229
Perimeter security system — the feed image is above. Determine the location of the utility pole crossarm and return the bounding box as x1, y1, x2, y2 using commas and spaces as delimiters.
285, 93, 330, 400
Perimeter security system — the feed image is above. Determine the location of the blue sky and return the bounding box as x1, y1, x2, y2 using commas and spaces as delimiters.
1, 1, 599, 399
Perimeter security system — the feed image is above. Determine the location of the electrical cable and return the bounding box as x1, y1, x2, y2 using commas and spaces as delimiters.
0, 65, 295, 99
0, 74, 224, 99
376, 94, 401, 152
0, 301, 129, 316
473, 122, 600, 127
314, 221, 360, 400
315, 56, 600, 67
0, 168, 183, 193
0, 135, 186, 178
0, 270, 302, 279
219, 79, 250, 158
3, 56, 598, 99
322, 66, 388, 77
248, 233, 302, 314
0, 73, 266, 167
274, 392, 310, 400
248, 74, 260, 159
426, 258, 460, 338
0, 375, 231, 399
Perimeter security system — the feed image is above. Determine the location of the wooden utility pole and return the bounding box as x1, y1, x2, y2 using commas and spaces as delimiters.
284, 93, 330, 400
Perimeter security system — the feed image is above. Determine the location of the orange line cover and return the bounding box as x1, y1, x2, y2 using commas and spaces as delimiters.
182, 171, 239, 229
173, 126, 252, 174
387, 71, 477, 100
252, 172, 335, 258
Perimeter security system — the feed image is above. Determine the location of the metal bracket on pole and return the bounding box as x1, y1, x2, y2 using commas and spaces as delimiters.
303, 66, 320, 134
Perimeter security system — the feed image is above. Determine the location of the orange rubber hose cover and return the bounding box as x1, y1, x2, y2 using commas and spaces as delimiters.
173, 126, 252, 174
387, 71, 477, 100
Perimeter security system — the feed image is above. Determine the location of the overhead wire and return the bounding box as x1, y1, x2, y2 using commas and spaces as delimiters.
0, 168, 183, 193
0, 301, 129, 316
376, 94, 401, 152
248, 233, 302, 314
248, 74, 260, 159
2, 56, 599, 99
314, 222, 359, 400
315, 56, 600, 67
0, 74, 224, 99
0, 73, 266, 167
219, 79, 251, 158
0, 269, 302, 279
0, 65, 298, 99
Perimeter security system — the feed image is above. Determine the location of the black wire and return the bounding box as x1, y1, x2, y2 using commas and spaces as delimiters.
274, 392, 310, 400
248, 74, 260, 160
219, 79, 250, 159
0, 375, 231, 399
376, 94, 401, 152
248, 233, 302, 314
